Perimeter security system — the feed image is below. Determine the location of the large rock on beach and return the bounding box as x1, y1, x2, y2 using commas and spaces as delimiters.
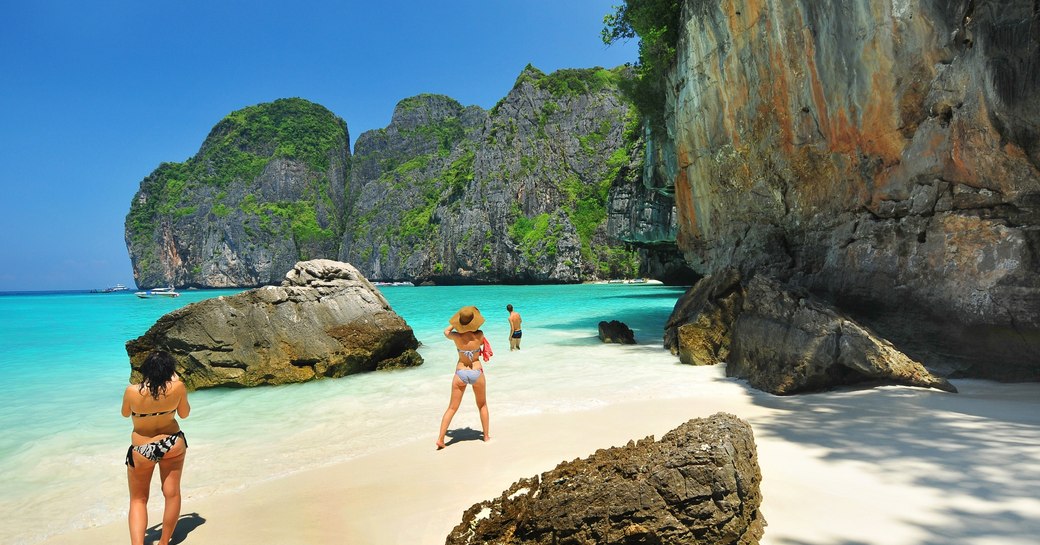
729, 276, 958, 395
445, 412, 765, 545
125, 260, 422, 390
666, 272, 956, 395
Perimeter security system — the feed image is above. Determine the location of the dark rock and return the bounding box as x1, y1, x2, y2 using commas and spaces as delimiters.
663, 272, 956, 395
597, 320, 635, 344
125, 260, 422, 390
727, 276, 957, 395
664, 268, 743, 365
445, 412, 765, 545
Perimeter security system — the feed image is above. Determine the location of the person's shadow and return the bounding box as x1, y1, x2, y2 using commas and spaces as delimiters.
444, 427, 485, 447
144, 512, 206, 544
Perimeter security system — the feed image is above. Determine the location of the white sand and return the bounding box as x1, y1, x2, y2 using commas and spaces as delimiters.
37, 363, 1040, 545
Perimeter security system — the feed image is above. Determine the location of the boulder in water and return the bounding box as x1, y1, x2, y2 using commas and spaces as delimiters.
125, 260, 422, 390
597, 320, 636, 344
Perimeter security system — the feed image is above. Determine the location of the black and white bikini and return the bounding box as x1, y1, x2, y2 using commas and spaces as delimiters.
125, 408, 187, 467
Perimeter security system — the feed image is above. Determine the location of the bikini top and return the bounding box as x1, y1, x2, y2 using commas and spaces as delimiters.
458, 348, 480, 362
131, 408, 177, 418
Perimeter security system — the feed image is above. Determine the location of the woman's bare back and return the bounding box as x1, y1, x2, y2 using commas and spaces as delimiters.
123, 381, 188, 443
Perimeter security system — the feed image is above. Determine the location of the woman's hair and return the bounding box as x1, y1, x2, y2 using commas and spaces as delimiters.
139, 350, 177, 399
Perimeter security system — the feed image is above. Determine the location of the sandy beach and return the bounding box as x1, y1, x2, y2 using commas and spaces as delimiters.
38, 363, 1040, 545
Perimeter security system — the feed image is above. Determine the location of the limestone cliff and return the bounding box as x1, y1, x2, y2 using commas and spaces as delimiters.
641, 0, 1040, 379
127, 67, 645, 287
125, 98, 350, 288
341, 67, 641, 283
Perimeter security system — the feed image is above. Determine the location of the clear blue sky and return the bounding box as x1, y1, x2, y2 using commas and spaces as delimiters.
0, 1, 638, 292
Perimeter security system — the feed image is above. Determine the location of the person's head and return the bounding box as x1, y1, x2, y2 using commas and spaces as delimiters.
450, 306, 485, 332
139, 350, 177, 399
506, 304, 513, 312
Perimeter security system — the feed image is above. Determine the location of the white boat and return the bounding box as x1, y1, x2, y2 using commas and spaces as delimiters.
135, 287, 180, 298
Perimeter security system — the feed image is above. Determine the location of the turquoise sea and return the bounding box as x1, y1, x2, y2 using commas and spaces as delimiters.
0, 283, 690, 545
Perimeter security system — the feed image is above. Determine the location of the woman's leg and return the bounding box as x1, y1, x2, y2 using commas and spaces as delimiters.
437, 375, 467, 449
473, 375, 490, 441
157, 446, 186, 545
126, 454, 155, 545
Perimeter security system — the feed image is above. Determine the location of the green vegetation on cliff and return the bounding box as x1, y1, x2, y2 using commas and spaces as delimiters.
131, 99, 346, 219
126, 98, 349, 285
131, 69, 644, 286
602, 0, 682, 131
513, 64, 626, 98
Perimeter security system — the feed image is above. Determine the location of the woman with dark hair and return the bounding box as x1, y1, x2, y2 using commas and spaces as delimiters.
437, 306, 490, 449
121, 350, 190, 545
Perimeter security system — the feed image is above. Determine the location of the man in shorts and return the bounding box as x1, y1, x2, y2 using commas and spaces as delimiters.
507, 304, 522, 351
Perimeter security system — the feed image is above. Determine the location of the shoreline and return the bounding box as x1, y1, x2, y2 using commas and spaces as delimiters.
36, 375, 1040, 545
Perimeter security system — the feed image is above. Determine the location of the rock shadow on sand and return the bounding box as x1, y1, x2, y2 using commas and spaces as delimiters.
144, 512, 205, 544
746, 381, 1040, 545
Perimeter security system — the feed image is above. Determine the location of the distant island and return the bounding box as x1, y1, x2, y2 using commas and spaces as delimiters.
125, 66, 687, 290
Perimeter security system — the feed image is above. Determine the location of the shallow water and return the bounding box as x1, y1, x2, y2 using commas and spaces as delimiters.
0, 283, 691, 544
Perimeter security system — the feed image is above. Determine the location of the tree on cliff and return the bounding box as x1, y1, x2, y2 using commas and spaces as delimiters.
602, 0, 682, 131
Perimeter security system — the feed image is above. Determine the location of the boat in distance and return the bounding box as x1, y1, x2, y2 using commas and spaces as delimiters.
91, 284, 129, 293
135, 287, 180, 298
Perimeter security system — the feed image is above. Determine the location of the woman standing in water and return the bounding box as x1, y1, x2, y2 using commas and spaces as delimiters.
437, 306, 490, 449
122, 350, 190, 545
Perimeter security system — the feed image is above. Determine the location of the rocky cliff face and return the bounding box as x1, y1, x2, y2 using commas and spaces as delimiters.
125, 98, 351, 288
646, 0, 1040, 379
606, 126, 695, 283
127, 67, 648, 287
341, 67, 641, 283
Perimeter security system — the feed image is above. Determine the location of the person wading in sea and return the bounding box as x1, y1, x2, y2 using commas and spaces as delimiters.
507, 303, 522, 351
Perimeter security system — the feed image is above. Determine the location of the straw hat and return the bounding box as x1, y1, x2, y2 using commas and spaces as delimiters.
449, 306, 485, 332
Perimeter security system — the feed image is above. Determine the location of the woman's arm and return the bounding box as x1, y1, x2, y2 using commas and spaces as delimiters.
121, 385, 134, 418
176, 382, 191, 418
444, 325, 455, 339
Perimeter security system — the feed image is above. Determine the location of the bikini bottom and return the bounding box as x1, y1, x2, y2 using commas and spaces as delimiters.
125, 431, 187, 467
455, 368, 483, 385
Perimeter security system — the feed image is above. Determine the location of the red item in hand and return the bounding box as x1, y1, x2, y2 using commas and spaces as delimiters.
481, 337, 493, 362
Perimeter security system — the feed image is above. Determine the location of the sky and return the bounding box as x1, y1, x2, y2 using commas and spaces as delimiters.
0, 1, 639, 292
